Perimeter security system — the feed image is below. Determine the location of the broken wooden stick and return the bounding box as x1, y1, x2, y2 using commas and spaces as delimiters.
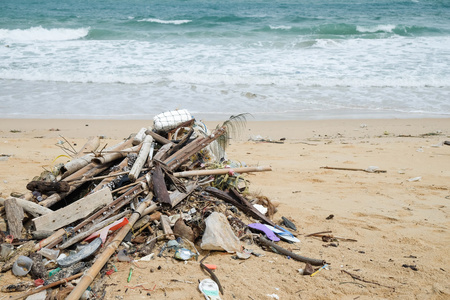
321, 166, 387, 173
341, 270, 395, 290
66, 200, 153, 300
174, 166, 272, 177
9, 272, 83, 300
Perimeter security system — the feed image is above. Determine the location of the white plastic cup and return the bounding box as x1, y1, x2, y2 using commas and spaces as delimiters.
12, 255, 33, 276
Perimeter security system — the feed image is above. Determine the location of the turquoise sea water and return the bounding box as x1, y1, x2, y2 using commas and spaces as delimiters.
0, 0, 449, 120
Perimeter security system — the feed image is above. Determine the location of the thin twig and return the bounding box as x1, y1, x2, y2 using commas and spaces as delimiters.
341, 270, 395, 290
59, 135, 78, 154
321, 166, 387, 173
305, 230, 332, 237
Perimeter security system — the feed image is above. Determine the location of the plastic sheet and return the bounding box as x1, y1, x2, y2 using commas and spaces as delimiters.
200, 212, 241, 253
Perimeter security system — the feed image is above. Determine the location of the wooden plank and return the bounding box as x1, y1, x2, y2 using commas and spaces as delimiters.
151, 162, 171, 205
160, 214, 174, 240
4, 198, 24, 239
152, 142, 174, 162
33, 189, 113, 232
169, 183, 197, 208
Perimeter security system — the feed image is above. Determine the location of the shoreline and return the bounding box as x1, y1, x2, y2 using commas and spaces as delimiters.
1, 110, 449, 122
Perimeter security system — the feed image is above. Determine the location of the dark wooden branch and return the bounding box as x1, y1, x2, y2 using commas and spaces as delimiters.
257, 236, 325, 266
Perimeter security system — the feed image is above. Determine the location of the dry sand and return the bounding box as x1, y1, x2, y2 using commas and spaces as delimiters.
0, 118, 449, 299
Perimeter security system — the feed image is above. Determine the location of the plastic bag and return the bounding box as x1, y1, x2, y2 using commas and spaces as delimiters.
153, 109, 192, 132
200, 212, 241, 253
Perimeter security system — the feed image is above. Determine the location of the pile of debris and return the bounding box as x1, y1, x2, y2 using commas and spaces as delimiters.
0, 110, 325, 299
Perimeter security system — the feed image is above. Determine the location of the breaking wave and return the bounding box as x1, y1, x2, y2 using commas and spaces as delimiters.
137, 18, 192, 25
0, 26, 89, 41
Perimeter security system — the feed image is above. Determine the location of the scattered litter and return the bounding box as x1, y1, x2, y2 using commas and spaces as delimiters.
281, 216, 297, 231
310, 264, 329, 277
199, 278, 221, 300
407, 177, 422, 182
402, 264, 418, 271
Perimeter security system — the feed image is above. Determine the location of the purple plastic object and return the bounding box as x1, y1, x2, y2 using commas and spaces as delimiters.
248, 223, 280, 242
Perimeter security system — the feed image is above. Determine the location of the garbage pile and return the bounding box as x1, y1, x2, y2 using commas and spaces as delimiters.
0, 110, 325, 300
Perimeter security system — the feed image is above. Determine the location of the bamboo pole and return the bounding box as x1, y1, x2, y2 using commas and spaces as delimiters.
66, 200, 152, 300
60, 154, 94, 178
91, 145, 140, 165
129, 135, 153, 182
34, 228, 66, 251
75, 136, 101, 158
174, 166, 272, 177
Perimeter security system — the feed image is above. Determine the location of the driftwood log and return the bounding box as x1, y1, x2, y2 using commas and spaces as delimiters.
132, 127, 147, 145
129, 135, 153, 182
0, 197, 52, 218
4, 198, 24, 239
26, 181, 70, 193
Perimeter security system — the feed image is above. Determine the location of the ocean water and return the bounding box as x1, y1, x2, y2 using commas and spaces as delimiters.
0, 0, 449, 120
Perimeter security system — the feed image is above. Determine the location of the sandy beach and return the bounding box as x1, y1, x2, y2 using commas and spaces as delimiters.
0, 117, 449, 299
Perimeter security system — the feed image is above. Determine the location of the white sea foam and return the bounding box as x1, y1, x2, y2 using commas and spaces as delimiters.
137, 18, 192, 25
269, 25, 292, 30
0, 26, 89, 41
356, 24, 396, 33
